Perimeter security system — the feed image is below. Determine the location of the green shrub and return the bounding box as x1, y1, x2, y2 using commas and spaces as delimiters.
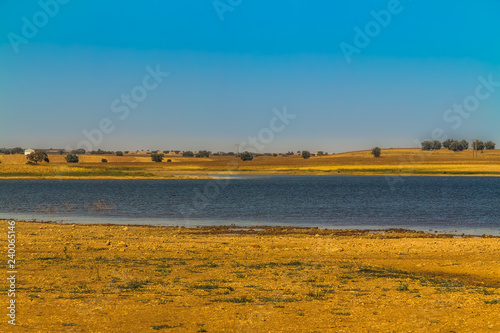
151, 153, 164, 162
485, 141, 496, 150
240, 151, 254, 161
397, 283, 409, 291
65, 154, 79, 163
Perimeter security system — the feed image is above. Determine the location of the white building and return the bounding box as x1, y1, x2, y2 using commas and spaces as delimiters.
24, 149, 35, 155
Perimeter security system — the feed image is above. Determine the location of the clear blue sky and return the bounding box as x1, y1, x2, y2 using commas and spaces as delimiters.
1, 0, 499, 153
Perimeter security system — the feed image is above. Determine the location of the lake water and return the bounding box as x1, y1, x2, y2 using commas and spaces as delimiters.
0, 176, 499, 235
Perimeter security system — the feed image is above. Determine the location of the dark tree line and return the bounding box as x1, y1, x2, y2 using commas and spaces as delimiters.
0, 147, 24, 154
195, 150, 211, 158
71, 149, 86, 155
90, 149, 114, 155
422, 139, 495, 152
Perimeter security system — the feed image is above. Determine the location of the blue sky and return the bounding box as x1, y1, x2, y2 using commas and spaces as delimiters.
1, 0, 499, 153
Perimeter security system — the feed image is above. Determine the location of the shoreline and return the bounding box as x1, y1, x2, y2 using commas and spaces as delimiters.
3, 218, 499, 238
2, 172, 500, 179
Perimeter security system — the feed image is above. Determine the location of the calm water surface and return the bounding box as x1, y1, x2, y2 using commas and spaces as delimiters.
0, 176, 498, 235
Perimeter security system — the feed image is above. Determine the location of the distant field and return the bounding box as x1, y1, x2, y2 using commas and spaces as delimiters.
1, 148, 499, 178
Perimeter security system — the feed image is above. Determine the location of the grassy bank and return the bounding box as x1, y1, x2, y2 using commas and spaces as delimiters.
2, 221, 499, 332
1, 148, 500, 178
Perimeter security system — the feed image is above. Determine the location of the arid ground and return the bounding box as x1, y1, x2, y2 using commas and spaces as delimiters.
1, 148, 500, 178
2, 220, 499, 332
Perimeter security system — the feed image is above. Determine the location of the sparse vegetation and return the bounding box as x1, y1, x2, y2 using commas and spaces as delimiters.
397, 283, 409, 291
6, 221, 500, 331
484, 300, 499, 304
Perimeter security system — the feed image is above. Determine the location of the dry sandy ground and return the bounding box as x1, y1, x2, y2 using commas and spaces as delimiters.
1, 221, 499, 332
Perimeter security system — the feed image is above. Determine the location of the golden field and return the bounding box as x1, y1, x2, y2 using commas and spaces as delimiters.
1, 148, 500, 178
2, 221, 499, 332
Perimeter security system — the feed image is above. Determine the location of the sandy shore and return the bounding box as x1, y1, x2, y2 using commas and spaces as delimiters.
2, 221, 499, 332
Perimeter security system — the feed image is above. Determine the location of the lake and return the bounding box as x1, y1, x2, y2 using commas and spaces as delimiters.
0, 176, 499, 235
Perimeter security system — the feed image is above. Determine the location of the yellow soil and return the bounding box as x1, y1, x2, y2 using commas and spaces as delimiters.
3, 221, 499, 332
1, 148, 500, 178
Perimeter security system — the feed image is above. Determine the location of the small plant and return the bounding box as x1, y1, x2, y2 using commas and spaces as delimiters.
419, 277, 428, 286
119, 278, 150, 290
156, 265, 171, 276
151, 324, 176, 330
332, 311, 351, 316
63, 246, 71, 260
158, 298, 172, 304
231, 262, 244, 268
71, 284, 93, 293
397, 283, 409, 291
214, 296, 253, 303
62, 323, 77, 327
192, 284, 219, 291
101, 158, 108, 163
484, 300, 500, 304
198, 260, 218, 268
306, 288, 334, 299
